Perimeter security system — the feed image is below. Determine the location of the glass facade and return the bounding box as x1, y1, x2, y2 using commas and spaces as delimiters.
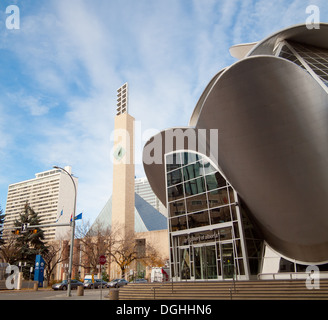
166, 151, 262, 281
277, 40, 328, 87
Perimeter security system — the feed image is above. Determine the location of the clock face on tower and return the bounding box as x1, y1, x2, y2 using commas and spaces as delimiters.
113, 145, 126, 161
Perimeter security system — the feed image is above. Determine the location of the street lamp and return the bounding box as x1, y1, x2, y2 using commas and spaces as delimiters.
53, 165, 77, 297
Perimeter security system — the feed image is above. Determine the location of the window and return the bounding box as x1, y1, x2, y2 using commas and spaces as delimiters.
279, 41, 328, 87
186, 194, 208, 213
183, 161, 203, 181
169, 200, 186, 217
184, 177, 206, 196
205, 173, 226, 190
168, 184, 184, 202
170, 215, 188, 232
166, 153, 182, 172
209, 206, 231, 224
207, 188, 229, 208
167, 169, 183, 187
187, 210, 210, 229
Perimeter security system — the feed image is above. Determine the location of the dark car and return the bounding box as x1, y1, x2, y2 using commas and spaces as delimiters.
84, 279, 106, 289
52, 279, 83, 290
107, 278, 129, 288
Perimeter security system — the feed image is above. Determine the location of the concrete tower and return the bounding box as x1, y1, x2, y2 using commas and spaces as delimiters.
111, 83, 135, 238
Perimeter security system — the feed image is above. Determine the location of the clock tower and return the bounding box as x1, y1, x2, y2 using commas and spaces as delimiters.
111, 83, 135, 238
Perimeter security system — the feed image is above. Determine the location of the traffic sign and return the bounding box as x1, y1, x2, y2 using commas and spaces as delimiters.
99, 255, 106, 265
21, 223, 29, 232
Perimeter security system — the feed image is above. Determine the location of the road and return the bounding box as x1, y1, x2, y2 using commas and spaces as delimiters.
0, 288, 111, 300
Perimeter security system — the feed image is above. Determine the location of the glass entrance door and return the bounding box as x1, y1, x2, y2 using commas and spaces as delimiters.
179, 247, 191, 280
194, 245, 218, 280
222, 242, 235, 279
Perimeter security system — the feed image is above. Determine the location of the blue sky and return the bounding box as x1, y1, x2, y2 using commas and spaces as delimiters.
0, 0, 327, 224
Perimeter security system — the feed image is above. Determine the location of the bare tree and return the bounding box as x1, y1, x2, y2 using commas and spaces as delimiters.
108, 224, 165, 279
0, 233, 20, 265
75, 221, 112, 274
109, 230, 139, 279
42, 240, 69, 282
74, 222, 165, 280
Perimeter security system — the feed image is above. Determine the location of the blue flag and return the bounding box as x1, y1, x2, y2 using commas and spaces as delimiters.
75, 213, 83, 221
56, 209, 63, 223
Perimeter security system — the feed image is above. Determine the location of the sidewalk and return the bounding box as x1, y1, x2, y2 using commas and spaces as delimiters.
0, 287, 112, 300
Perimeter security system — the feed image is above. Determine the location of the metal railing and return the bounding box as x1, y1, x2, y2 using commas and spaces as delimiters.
257, 271, 328, 280
229, 273, 237, 300
151, 278, 174, 300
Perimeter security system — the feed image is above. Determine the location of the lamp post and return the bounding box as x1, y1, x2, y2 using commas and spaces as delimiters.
53, 165, 77, 297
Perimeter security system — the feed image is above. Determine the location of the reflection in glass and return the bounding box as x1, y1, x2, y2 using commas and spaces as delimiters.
167, 169, 182, 187
220, 227, 232, 241
222, 242, 235, 279
206, 246, 218, 279
168, 184, 184, 202
228, 187, 235, 203
199, 160, 216, 176
167, 169, 183, 187
206, 172, 226, 190
194, 246, 217, 280
209, 206, 231, 224
194, 247, 202, 280
165, 152, 261, 281
186, 194, 208, 213
233, 222, 240, 238
235, 239, 242, 257
187, 211, 210, 229
166, 153, 182, 172
230, 206, 238, 221
170, 215, 187, 232
184, 177, 206, 197
178, 235, 190, 246
169, 200, 186, 217
182, 152, 200, 165
180, 248, 191, 280
183, 161, 202, 181
208, 188, 229, 208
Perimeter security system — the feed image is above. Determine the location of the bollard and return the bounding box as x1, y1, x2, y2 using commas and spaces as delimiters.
108, 288, 119, 300
77, 285, 84, 296
33, 282, 38, 291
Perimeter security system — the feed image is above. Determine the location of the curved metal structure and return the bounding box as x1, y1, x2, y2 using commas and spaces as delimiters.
143, 24, 328, 264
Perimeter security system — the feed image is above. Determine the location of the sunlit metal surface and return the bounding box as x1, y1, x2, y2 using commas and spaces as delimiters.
196, 55, 328, 263
143, 24, 328, 264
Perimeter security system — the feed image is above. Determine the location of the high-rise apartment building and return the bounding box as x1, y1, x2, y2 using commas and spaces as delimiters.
135, 177, 166, 216
4, 166, 78, 241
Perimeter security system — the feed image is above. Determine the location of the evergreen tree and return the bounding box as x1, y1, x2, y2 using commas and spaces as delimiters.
14, 202, 48, 279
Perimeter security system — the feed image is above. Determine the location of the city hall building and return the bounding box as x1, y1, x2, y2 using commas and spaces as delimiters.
143, 24, 328, 281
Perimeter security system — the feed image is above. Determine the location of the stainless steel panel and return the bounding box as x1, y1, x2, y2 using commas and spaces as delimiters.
197, 56, 328, 263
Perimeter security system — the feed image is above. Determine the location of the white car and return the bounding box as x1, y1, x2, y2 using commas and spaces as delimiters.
107, 278, 129, 288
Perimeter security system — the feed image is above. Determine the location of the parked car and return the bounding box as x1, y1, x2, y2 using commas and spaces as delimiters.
134, 278, 148, 283
84, 279, 106, 289
52, 279, 83, 290
107, 278, 129, 288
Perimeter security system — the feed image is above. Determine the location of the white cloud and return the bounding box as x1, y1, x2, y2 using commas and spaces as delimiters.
1, 0, 328, 223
